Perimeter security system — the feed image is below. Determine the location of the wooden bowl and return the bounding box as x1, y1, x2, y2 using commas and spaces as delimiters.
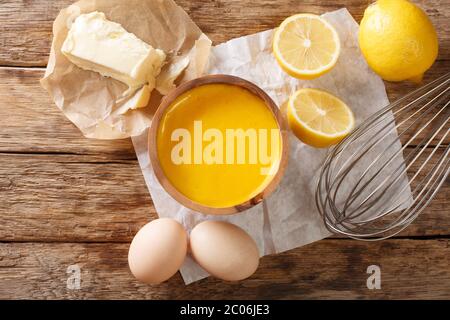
149, 75, 289, 215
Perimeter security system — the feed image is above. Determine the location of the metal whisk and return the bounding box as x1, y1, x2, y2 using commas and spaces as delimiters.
316, 72, 449, 241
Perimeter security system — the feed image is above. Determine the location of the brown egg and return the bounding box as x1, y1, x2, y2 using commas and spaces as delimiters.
189, 221, 260, 281
128, 218, 187, 284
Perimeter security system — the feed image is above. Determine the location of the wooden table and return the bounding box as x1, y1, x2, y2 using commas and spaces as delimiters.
0, 0, 448, 299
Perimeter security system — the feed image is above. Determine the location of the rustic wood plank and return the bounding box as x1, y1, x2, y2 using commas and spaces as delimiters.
385, 60, 450, 102
0, 61, 448, 156
0, 153, 448, 242
0, 154, 156, 242
0, 239, 448, 299
0, 68, 136, 158
0, 0, 447, 301
0, 0, 448, 67
0, 0, 71, 66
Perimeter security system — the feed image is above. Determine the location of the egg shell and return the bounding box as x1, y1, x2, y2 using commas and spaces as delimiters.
128, 218, 187, 284
189, 220, 260, 281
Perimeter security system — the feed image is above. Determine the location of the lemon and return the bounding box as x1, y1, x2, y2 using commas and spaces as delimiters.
359, 0, 438, 82
273, 14, 340, 79
287, 88, 355, 148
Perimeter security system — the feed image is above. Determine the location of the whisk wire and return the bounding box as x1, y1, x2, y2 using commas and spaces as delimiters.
323, 85, 447, 218
316, 72, 450, 241
344, 98, 449, 218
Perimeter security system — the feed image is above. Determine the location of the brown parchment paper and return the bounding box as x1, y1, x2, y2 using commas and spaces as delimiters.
41, 0, 211, 139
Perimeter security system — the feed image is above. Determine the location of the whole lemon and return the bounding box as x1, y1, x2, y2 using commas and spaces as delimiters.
359, 0, 438, 82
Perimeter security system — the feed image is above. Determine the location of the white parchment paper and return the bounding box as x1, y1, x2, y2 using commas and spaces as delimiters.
132, 8, 410, 284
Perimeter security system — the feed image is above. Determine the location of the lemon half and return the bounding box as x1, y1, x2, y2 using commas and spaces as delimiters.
273, 14, 341, 79
287, 88, 355, 148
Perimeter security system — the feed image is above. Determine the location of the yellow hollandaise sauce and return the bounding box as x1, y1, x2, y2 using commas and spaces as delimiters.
156, 83, 282, 208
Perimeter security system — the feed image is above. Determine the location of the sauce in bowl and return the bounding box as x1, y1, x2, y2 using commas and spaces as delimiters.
150, 75, 288, 214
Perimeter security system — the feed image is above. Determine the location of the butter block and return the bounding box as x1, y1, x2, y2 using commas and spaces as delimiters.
127, 85, 151, 110
117, 85, 151, 115
62, 11, 166, 90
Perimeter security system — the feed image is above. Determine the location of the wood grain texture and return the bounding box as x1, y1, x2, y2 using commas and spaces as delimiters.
0, 154, 155, 242
0, 153, 448, 242
0, 0, 448, 66
0, 239, 448, 299
0, 68, 135, 157
0, 0, 449, 300
0, 64, 448, 159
